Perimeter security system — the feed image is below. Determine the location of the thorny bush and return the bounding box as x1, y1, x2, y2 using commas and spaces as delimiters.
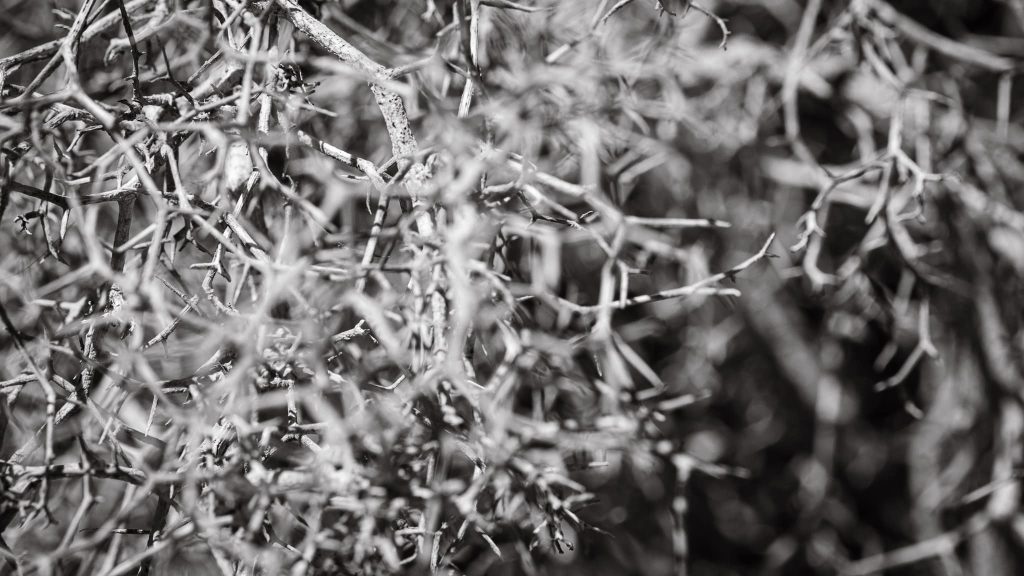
2, 0, 1024, 575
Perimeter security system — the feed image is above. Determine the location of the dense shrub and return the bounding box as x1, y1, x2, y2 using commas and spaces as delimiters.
2, 0, 1024, 574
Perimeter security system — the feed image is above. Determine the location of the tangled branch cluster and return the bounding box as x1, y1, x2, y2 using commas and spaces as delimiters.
3, 0, 1024, 574
0, 0, 770, 573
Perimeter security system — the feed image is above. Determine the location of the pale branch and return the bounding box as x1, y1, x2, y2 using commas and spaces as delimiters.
552, 234, 776, 315
0, 0, 151, 71
271, 0, 420, 161
858, 0, 1017, 73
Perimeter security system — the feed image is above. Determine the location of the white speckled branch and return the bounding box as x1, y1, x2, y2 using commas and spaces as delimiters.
272, 0, 420, 162
271, 0, 445, 350
271, 0, 434, 240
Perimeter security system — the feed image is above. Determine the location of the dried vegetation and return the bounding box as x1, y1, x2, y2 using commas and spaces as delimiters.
2, 0, 1024, 574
